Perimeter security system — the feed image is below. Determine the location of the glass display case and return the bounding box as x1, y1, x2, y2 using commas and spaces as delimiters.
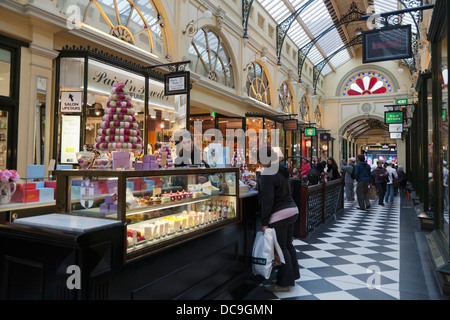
54, 167, 240, 261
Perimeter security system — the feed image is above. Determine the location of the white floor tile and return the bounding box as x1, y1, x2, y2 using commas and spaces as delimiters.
314, 291, 359, 300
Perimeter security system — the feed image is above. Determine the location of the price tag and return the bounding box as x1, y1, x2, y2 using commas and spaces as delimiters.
153, 187, 161, 196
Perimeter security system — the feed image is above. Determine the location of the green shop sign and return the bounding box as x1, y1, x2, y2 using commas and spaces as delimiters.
304, 128, 316, 136
385, 111, 403, 124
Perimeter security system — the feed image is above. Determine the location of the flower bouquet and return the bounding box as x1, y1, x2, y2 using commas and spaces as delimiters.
0, 169, 20, 204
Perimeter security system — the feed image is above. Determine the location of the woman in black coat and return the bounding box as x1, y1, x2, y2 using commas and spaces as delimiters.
325, 157, 341, 181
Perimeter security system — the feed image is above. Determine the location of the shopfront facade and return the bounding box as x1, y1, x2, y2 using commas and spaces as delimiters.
407, 0, 450, 294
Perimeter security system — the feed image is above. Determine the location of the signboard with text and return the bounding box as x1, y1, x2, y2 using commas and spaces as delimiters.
385, 111, 403, 124
283, 119, 298, 131
164, 72, 190, 96
61, 91, 82, 113
362, 25, 412, 63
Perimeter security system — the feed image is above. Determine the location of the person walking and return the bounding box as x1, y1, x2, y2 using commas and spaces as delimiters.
252, 146, 300, 293
372, 160, 388, 206
355, 154, 372, 211
341, 157, 356, 201
384, 161, 398, 204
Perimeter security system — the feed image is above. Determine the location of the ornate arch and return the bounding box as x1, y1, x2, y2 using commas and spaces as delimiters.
335, 65, 400, 97
76, 0, 168, 57
299, 95, 312, 123
314, 104, 322, 127
246, 61, 272, 105
188, 28, 235, 88
279, 81, 295, 114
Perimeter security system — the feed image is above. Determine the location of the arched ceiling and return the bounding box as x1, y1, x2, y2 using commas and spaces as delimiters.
341, 117, 390, 142
256, 0, 421, 77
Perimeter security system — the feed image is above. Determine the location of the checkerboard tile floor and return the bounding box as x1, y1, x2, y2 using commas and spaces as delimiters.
268, 197, 402, 300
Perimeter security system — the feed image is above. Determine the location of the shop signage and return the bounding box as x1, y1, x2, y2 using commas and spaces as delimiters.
396, 98, 407, 105
320, 133, 331, 141
283, 119, 298, 131
164, 71, 190, 96
385, 111, 403, 124
60, 115, 80, 164
390, 132, 402, 139
362, 25, 412, 63
304, 128, 316, 137
389, 123, 403, 133
88, 60, 173, 109
61, 91, 82, 113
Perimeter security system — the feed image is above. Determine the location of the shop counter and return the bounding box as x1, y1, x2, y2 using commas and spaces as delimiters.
0, 168, 264, 300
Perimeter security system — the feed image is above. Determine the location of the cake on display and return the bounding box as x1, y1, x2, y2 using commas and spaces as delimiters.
94, 82, 143, 152
156, 142, 174, 168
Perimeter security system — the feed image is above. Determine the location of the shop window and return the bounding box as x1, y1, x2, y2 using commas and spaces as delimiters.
342, 71, 393, 96
246, 62, 271, 105
0, 48, 11, 97
279, 81, 294, 113
58, 0, 166, 57
188, 28, 234, 89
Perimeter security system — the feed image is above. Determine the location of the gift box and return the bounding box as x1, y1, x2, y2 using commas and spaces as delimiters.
135, 162, 143, 171
16, 182, 36, 191
142, 155, 156, 163
45, 181, 56, 188
126, 181, 134, 191
11, 189, 40, 203
100, 203, 110, 213
34, 182, 45, 189
26, 165, 45, 179
38, 187, 54, 202
72, 180, 83, 186
56, 164, 73, 170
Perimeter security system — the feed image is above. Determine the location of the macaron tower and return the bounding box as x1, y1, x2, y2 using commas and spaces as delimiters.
94, 82, 143, 152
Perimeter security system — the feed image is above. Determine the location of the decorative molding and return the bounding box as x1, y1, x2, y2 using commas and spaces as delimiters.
29, 43, 59, 60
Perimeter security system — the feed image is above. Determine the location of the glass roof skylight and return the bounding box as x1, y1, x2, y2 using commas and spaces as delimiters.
258, 0, 352, 77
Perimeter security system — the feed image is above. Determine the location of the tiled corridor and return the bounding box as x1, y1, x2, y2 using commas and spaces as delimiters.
227, 193, 450, 300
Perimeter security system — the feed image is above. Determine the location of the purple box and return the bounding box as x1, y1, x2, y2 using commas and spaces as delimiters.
100, 203, 109, 213
150, 162, 159, 170
143, 162, 150, 170
142, 155, 151, 163
105, 195, 113, 204
108, 203, 117, 212
72, 180, 83, 186
135, 162, 143, 170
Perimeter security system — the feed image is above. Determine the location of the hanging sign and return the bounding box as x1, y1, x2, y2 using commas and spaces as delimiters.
389, 123, 403, 133
390, 132, 402, 139
164, 71, 190, 96
304, 128, 316, 137
362, 25, 412, 63
385, 111, 403, 124
283, 119, 298, 131
61, 91, 82, 113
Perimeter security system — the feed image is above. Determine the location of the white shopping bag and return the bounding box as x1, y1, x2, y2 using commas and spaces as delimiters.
251, 228, 285, 279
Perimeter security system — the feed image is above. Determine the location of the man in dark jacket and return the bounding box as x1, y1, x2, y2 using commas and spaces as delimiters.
355, 154, 372, 211
372, 160, 388, 206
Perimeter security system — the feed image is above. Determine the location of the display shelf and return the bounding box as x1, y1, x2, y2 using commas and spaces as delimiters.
54, 167, 240, 262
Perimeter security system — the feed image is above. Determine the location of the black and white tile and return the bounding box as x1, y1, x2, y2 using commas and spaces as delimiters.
271, 197, 401, 300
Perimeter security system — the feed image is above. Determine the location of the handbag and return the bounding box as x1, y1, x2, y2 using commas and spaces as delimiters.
368, 185, 377, 200
251, 228, 285, 279
393, 178, 399, 187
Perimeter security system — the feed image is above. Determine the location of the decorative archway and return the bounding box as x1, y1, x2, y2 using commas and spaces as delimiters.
246, 61, 272, 106
188, 28, 235, 89
62, 0, 170, 58
279, 81, 295, 114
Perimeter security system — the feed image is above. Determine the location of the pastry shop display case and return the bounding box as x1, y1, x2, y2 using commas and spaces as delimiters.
54, 167, 240, 262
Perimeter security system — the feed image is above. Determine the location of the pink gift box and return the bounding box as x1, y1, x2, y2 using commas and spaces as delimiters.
135, 162, 143, 170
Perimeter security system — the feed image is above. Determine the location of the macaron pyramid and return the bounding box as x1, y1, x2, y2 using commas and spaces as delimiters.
94, 82, 143, 151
